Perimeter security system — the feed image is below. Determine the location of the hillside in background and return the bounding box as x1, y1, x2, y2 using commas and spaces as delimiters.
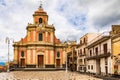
0, 62, 5, 66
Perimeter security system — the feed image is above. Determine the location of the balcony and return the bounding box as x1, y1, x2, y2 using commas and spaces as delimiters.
79, 53, 86, 57
86, 49, 111, 60
78, 52, 86, 57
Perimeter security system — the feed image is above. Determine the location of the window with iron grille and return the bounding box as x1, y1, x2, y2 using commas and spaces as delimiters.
95, 47, 98, 55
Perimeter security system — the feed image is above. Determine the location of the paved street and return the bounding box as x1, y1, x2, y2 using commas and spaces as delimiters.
0, 71, 102, 80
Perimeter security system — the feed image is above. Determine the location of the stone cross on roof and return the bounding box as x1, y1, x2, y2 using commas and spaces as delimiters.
39, 0, 45, 8
40, 0, 42, 7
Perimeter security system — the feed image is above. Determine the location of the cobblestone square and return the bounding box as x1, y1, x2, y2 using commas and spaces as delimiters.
0, 71, 102, 80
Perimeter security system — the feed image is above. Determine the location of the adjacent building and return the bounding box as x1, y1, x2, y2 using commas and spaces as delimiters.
86, 32, 112, 76
77, 25, 120, 76
111, 25, 120, 75
66, 41, 77, 71
77, 33, 99, 72
13, 5, 66, 68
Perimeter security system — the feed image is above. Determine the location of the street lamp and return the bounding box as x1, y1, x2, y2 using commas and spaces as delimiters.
6, 37, 14, 72
65, 42, 68, 73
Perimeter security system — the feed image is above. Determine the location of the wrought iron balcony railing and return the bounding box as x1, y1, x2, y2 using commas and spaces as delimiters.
86, 49, 111, 60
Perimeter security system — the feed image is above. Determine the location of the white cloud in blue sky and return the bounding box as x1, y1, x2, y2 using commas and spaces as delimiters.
0, 0, 120, 62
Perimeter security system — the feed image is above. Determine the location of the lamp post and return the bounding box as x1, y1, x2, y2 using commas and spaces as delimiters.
6, 37, 14, 72
65, 42, 68, 73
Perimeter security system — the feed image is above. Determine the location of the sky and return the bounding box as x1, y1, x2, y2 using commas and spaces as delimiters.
0, 0, 120, 62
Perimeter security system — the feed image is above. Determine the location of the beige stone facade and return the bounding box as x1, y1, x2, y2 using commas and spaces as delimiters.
86, 32, 112, 75
76, 25, 120, 76
77, 33, 99, 72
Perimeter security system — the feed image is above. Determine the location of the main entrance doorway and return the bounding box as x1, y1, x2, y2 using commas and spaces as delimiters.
96, 59, 101, 74
56, 59, 60, 68
21, 59, 25, 67
38, 55, 44, 68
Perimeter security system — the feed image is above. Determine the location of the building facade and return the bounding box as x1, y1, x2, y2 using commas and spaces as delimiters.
86, 32, 112, 76
13, 5, 66, 68
77, 33, 99, 72
111, 25, 120, 75
66, 41, 77, 71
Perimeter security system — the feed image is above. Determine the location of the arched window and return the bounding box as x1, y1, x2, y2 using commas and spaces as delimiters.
57, 52, 60, 57
39, 33, 43, 41
21, 51, 24, 57
39, 18, 42, 23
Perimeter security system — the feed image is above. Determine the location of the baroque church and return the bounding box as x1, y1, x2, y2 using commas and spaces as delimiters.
13, 4, 66, 68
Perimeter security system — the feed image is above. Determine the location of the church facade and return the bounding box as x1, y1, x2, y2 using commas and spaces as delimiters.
13, 5, 66, 68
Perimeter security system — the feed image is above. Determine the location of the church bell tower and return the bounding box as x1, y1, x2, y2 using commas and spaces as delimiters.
33, 4, 48, 25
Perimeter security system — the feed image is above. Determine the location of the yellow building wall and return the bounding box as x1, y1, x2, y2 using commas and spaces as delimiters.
112, 37, 120, 75
113, 37, 120, 55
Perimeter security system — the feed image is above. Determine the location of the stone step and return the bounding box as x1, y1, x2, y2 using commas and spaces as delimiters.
12, 68, 65, 71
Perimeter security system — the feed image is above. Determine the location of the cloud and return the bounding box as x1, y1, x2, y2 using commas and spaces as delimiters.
0, 0, 6, 6
0, 0, 120, 62
87, 0, 120, 28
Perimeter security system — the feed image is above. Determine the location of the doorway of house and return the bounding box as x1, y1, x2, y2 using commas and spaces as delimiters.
96, 59, 101, 74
